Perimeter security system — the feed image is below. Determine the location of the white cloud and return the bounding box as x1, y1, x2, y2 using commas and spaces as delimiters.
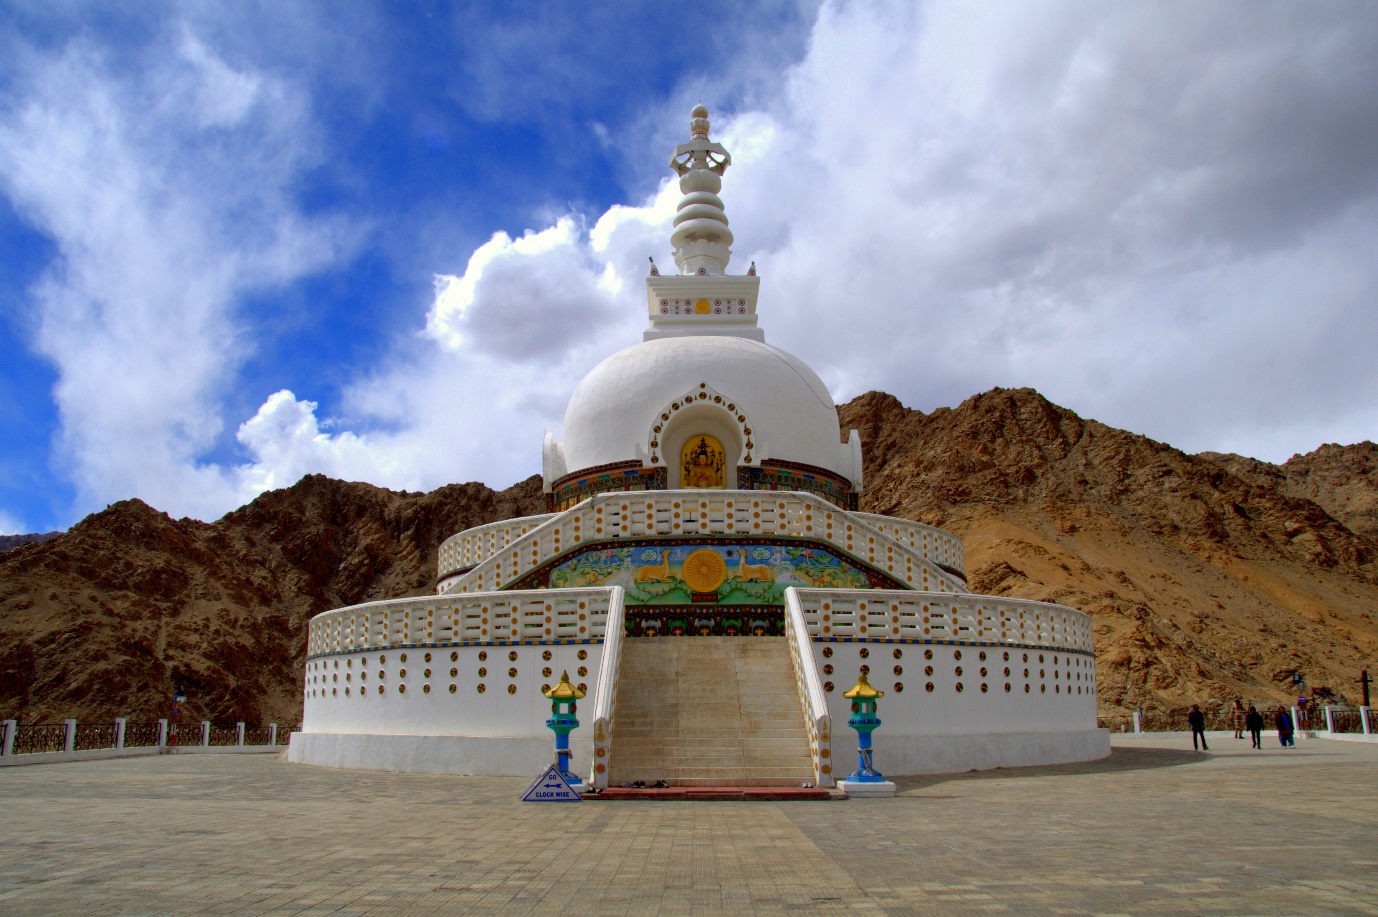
225, 0, 1378, 512
7, 1, 1378, 529
0, 509, 24, 536
0, 27, 354, 521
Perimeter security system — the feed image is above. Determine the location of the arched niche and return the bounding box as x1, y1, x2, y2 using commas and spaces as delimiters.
661, 402, 744, 489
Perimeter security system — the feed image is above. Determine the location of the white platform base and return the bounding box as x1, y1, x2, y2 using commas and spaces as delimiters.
867, 728, 1110, 775
288, 732, 593, 777
837, 779, 896, 798
288, 729, 1109, 778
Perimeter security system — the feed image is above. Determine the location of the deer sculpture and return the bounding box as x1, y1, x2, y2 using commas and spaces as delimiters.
733, 551, 775, 583
634, 550, 672, 584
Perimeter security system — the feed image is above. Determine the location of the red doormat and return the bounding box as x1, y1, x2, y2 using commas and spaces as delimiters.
590, 786, 834, 801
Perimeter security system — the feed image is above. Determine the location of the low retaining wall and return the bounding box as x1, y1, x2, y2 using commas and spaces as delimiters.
289, 732, 595, 777
0, 744, 283, 767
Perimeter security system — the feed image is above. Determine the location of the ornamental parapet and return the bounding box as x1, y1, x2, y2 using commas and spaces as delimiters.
789, 588, 1094, 655
306, 587, 617, 659
437, 513, 560, 587
851, 513, 964, 576
438, 490, 967, 598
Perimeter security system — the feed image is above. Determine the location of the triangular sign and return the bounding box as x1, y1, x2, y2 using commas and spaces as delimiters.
521, 763, 582, 802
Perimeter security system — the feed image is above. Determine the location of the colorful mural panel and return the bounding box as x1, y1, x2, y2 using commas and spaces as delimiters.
737, 459, 857, 510
543, 542, 876, 606
547, 462, 668, 512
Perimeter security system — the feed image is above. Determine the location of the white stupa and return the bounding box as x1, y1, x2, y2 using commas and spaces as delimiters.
290, 106, 1108, 786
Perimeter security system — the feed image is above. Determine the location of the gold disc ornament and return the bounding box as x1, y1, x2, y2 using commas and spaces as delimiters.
681, 549, 728, 593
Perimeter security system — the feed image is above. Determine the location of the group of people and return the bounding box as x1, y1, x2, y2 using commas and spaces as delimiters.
1187, 700, 1299, 750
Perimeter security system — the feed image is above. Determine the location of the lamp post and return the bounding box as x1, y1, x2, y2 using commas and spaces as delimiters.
168, 685, 186, 754
543, 672, 586, 790
838, 671, 895, 798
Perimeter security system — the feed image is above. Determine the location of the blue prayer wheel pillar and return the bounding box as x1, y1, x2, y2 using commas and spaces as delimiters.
843, 671, 886, 782
543, 672, 587, 786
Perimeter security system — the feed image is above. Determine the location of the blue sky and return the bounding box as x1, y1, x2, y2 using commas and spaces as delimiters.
2, 1, 1377, 534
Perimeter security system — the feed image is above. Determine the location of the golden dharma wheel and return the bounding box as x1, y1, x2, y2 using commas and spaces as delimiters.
681, 548, 728, 593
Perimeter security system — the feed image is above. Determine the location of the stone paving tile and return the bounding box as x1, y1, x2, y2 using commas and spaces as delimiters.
0, 737, 1375, 915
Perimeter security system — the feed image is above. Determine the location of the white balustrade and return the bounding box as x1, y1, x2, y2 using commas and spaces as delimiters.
589, 587, 627, 790
785, 590, 834, 787
306, 587, 618, 658
852, 512, 965, 575
436, 513, 560, 585
438, 490, 967, 599
788, 588, 1095, 655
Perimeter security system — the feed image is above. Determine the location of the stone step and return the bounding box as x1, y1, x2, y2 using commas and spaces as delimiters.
606, 637, 816, 786
604, 774, 818, 788
611, 731, 810, 744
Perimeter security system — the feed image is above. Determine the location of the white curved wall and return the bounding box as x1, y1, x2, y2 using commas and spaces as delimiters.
302, 643, 603, 739
558, 336, 854, 483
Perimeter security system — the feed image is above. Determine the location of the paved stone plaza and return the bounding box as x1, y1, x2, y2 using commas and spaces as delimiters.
1, 736, 1375, 916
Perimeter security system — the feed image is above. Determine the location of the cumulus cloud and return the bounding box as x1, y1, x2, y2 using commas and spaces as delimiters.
201, 0, 1378, 516
0, 26, 353, 520
398, 0, 1378, 466
6, 1, 1378, 529
741, 1, 1378, 460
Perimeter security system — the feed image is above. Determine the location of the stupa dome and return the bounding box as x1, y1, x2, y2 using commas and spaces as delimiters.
539, 105, 863, 510
555, 335, 861, 489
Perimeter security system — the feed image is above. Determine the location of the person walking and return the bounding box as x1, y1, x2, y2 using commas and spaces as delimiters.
1245, 705, 1263, 749
1274, 706, 1294, 747
1188, 704, 1208, 751
1231, 699, 1245, 739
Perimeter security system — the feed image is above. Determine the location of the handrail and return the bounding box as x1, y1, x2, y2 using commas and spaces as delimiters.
436, 512, 560, 585
440, 489, 968, 598
784, 587, 834, 787
589, 586, 626, 790
852, 512, 965, 576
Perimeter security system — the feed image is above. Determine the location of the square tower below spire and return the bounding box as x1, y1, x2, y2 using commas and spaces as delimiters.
644, 274, 763, 342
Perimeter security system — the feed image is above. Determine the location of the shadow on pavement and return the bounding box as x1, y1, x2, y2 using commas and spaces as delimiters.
891, 745, 1199, 792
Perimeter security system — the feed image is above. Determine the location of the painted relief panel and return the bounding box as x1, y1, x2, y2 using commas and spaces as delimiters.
545, 543, 875, 606
680, 434, 726, 489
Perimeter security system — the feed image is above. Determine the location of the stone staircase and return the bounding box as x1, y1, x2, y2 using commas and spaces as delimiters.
606, 637, 816, 787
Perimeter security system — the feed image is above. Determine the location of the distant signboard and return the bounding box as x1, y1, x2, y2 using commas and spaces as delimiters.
521, 764, 581, 802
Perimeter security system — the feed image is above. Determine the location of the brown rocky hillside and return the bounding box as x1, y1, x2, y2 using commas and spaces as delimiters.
839, 388, 1378, 714
2, 387, 1375, 725
0, 476, 544, 725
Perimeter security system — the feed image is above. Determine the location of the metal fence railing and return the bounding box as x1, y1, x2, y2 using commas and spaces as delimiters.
207, 725, 238, 747
73, 723, 117, 751
1, 719, 298, 758
1096, 715, 1135, 733
1329, 709, 1365, 733
11, 723, 67, 755
1101, 705, 1321, 734
123, 722, 162, 748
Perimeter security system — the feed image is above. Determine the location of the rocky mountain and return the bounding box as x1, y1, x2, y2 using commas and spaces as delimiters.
2, 387, 1375, 725
0, 532, 60, 553
0, 476, 544, 726
839, 388, 1378, 714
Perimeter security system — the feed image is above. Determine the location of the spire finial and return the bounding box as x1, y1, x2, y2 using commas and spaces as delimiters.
690, 103, 710, 139
668, 105, 734, 275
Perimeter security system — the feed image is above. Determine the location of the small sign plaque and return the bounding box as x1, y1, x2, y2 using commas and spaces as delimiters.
521, 763, 581, 802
